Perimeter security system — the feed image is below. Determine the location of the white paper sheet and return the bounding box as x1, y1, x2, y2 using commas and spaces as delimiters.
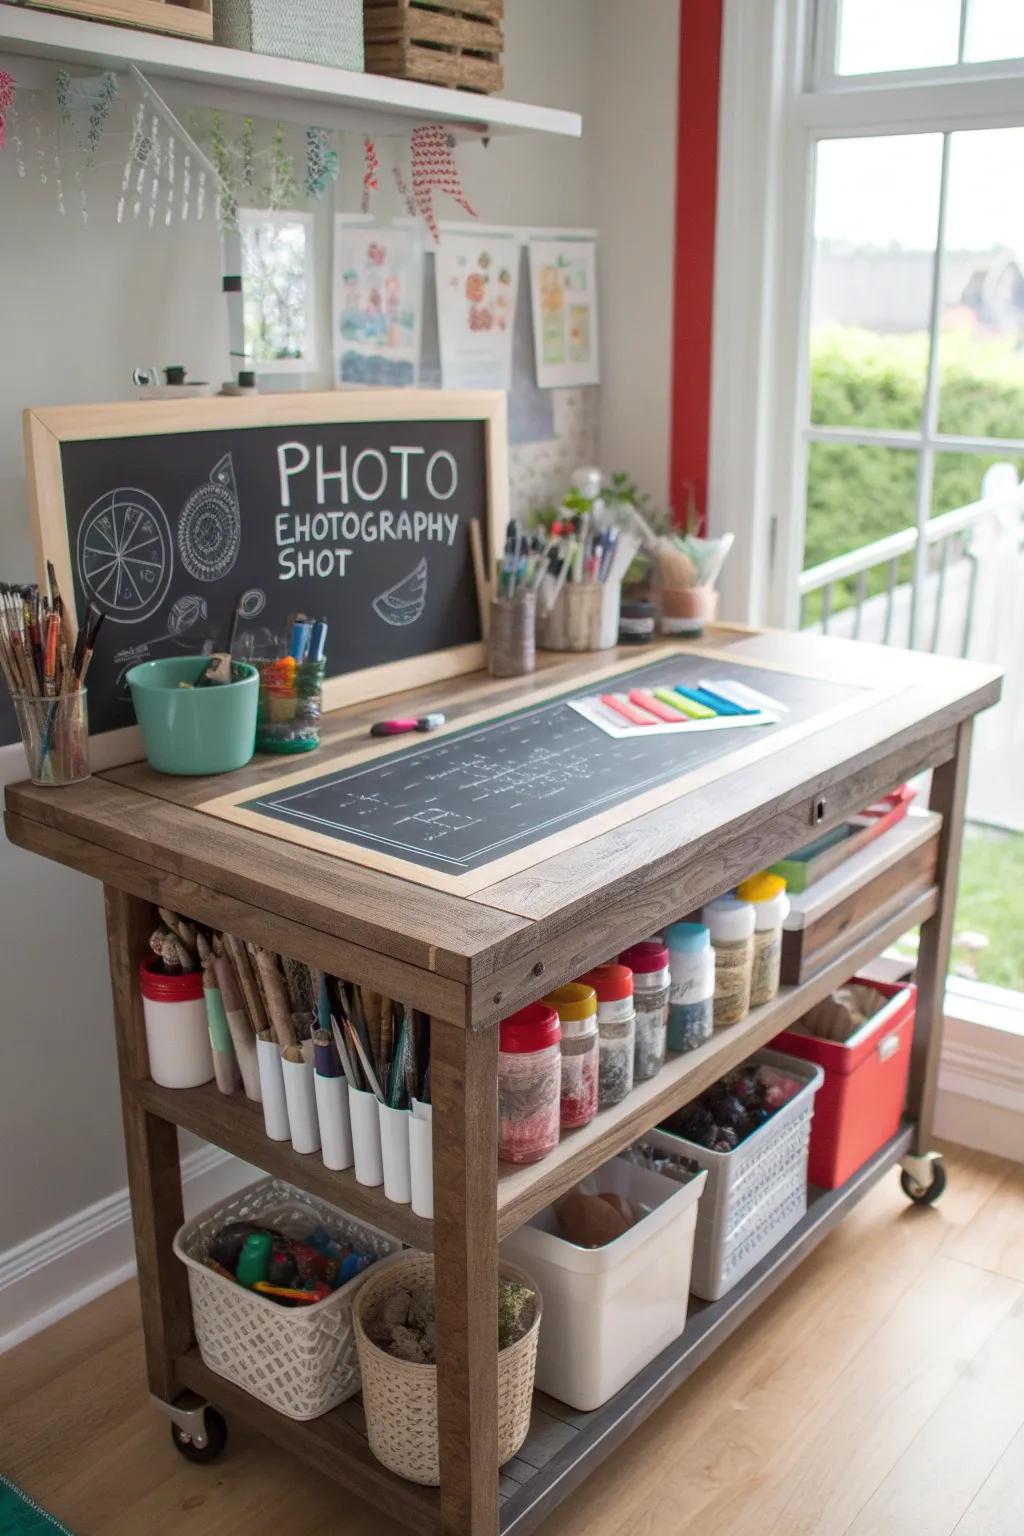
529, 239, 600, 388
434, 231, 519, 390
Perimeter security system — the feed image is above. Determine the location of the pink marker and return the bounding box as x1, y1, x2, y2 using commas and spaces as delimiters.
628, 688, 687, 724
600, 694, 658, 726
370, 713, 445, 738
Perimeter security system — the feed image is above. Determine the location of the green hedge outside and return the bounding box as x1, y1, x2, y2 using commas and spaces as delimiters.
805, 328, 1024, 580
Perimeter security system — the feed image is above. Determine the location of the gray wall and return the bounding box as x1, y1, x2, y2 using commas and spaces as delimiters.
0, 0, 679, 1253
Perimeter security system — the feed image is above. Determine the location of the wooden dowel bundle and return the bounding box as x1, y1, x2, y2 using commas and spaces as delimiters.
251, 945, 298, 1051
212, 941, 261, 1102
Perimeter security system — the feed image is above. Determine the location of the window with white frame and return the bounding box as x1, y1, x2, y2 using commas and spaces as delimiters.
726, 0, 1024, 998
239, 209, 317, 374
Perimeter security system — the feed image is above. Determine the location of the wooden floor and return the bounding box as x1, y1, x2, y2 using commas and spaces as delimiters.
3, 1143, 1023, 1536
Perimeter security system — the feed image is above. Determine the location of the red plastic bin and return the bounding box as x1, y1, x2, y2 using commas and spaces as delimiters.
772, 977, 915, 1189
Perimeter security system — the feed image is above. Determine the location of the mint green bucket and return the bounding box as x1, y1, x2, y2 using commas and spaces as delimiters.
127, 657, 258, 775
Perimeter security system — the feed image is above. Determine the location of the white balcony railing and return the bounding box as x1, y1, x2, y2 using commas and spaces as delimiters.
799, 463, 1024, 656
800, 462, 1024, 833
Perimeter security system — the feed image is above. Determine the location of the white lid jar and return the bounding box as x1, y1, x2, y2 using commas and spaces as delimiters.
702, 893, 756, 945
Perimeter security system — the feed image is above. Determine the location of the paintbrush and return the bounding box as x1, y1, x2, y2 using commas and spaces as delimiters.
329, 1014, 360, 1090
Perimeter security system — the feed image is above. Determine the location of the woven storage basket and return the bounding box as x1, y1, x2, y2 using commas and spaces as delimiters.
214, 0, 364, 70
174, 1176, 400, 1421
353, 1252, 541, 1485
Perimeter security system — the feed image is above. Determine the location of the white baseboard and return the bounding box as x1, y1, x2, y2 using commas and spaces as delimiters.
0, 1144, 257, 1355
936, 1008, 1024, 1164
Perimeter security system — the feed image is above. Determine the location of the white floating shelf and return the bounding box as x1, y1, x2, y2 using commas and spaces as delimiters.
0, 5, 582, 139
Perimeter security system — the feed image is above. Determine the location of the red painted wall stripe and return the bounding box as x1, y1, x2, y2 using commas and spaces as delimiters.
669, 0, 724, 531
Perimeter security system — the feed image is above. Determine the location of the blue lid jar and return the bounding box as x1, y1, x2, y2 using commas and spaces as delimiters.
665, 921, 711, 953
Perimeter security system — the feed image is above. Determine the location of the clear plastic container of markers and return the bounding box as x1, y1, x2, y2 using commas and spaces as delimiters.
256, 657, 327, 753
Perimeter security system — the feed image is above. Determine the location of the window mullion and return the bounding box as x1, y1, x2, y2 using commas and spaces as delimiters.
909, 131, 952, 648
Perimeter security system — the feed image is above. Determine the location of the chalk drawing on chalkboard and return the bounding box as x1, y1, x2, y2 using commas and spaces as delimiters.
76, 486, 174, 623
178, 453, 242, 584
372, 558, 428, 627
112, 594, 214, 690
238, 588, 266, 619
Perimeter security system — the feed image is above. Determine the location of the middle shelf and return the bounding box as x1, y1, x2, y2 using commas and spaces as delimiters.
134, 1076, 437, 1251
135, 884, 936, 1246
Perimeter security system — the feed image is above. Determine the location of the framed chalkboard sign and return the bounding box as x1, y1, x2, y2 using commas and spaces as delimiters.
24, 391, 506, 768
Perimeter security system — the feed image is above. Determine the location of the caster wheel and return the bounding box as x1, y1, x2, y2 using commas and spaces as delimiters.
901, 1161, 947, 1205
170, 1407, 228, 1463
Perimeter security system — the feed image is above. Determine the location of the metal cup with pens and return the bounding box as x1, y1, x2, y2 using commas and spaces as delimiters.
255, 617, 328, 754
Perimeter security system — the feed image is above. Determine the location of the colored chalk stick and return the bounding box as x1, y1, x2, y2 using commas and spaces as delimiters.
701, 677, 783, 714
629, 688, 689, 724
601, 693, 658, 726
653, 687, 700, 719
686, 685, 759, 716
666, 687, 716, 720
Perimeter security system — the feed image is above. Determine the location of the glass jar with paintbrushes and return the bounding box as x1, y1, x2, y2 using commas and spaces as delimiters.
255, 614, 328, 753
0, 569, 101, 786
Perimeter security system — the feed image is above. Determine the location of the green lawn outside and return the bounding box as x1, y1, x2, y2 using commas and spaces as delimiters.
950, 825, 1024, 993
893, 826, 1024, 993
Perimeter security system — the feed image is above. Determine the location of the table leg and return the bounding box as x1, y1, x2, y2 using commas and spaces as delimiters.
431, 1017, 500, 1536
909, 718, 972, 1155
103, 885, 193, 1401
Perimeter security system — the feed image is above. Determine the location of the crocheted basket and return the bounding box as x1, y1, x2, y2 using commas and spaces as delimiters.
214, 0, 364, 71
353, 1252, 541, 1485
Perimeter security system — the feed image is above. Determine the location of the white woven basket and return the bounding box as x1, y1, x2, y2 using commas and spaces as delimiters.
214, 0, 364, 70
353, 1252, 541, 1486
173, 1176, 400, 1421
647, 1049, 824, 1301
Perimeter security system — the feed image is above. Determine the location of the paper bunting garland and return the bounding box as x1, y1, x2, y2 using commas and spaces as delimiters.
200, 111, 296, 224
116, 80, 212, 229
55, 69, 118, 165
0, 68, 15, 152
270, 120, 296, 208
305, 126, 338, 199
361, 135, 379, 212
407, 124, 475, 243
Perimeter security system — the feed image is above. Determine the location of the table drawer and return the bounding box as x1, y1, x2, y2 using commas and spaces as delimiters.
781, 812, 941, 986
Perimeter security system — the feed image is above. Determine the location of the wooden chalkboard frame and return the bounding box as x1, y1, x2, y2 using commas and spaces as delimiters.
24, 391, 508, 770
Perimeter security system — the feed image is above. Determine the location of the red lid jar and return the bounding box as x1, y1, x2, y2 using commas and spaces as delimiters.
138, 955, 205, 1003
498, 1003, 562, 1166
580, 963, 633, 1003
499, 1002, 561, 1053
619, 941, 669, 975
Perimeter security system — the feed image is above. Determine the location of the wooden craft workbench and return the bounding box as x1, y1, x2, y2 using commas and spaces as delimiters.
3, 624, 1001, 1536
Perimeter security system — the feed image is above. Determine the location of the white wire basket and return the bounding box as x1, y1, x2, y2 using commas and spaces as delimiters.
173, 1176, 400, 1420
647, 1049, 824, 1301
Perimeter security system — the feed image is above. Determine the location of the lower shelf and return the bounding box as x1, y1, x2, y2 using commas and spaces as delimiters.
170, 1122, 915, 1535
499, 1120, 915, 1534
175, 1351, 442, 1530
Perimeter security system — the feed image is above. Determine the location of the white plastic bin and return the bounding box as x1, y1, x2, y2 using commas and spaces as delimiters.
647, 1048, 823, 1302
501, 1155, 706, 1411
174, 1176, 400, 1420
